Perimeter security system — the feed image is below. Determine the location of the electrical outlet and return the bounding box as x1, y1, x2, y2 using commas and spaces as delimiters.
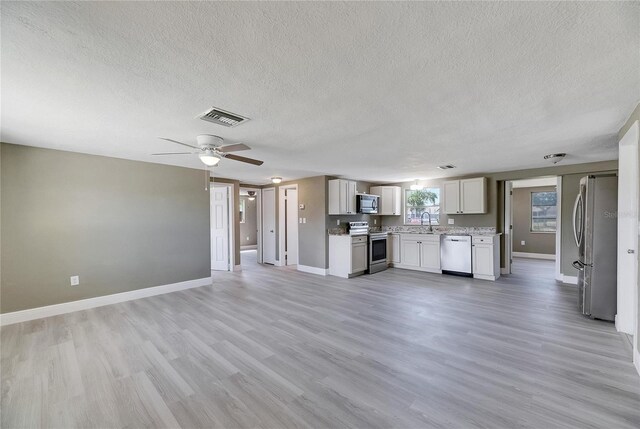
374, 219, 377, 225
299, 217, 303, 224
448, 218, 454, 225
521, 240, 526, 246
337, 219, 340, 226
70, 275, 79, 286
303, 218, 307, 224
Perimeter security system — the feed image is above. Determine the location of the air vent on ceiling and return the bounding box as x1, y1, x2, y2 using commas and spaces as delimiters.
198, 107, 249, 127
437, 164, 456, 170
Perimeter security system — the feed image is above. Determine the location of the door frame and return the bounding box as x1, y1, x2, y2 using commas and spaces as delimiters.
210, 182, 235, 271
240, 186, 263, 264
617, 120, 639, 367
278, 184, 299, 267
503, 176, 561, 281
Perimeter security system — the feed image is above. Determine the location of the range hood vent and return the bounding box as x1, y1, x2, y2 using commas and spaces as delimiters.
198, 107, 249, 127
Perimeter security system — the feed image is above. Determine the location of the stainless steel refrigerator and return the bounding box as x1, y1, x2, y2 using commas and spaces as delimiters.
572, 175, 618, 321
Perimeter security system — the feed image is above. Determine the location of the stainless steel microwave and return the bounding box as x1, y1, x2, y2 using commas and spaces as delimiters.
357, 194, 379, 214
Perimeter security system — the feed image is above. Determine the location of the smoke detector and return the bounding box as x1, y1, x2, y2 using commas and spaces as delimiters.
544, 153, 566, 164
197, 107, 250, 127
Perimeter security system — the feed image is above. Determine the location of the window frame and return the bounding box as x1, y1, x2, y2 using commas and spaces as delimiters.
530, 190, 557, 233
404, 187, 441, 226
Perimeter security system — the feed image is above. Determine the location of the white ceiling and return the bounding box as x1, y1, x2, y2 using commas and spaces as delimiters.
2, 2, 638, 185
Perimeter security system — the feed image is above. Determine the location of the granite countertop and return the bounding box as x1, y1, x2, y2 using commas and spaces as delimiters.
328, 226, 501, 236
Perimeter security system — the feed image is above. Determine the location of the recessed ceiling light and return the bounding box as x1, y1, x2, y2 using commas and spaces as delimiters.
437, 165, 456, 170
271, 177, 282, 184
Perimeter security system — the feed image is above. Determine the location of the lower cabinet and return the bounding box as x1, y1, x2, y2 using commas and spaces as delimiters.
388, 233, 401, 265
329, 235, 368, 278
395, 234, 441, 273
472, 235, 500, 281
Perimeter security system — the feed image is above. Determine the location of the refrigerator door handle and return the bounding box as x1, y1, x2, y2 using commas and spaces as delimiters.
572, 193, 583, 247
572, 260, 584, 270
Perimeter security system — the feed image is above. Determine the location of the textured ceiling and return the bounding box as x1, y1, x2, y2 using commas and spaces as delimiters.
2, 1, 639, 184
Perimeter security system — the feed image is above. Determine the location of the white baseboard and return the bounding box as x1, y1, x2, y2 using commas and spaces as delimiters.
634, 347, 640, 377
241, 245, 257, 250
513, 252, 555, 260
562, 275, 578, 285
0, 277, 212, 326
501, 268, 509, 275
297, 265, 328, 276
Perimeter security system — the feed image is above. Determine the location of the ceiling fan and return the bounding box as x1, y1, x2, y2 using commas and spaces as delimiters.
153, 134, 264, 167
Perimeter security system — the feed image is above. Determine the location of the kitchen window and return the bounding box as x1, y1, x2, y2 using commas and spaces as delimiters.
405, 187, 440, 225
531, 191, 557, 232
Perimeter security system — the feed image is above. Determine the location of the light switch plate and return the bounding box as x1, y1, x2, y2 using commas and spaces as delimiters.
303, 218, 307, 224
521, 240, 526, 245
337, 219, 340, 226
448, 219, 454, 225
299, 218, 303, 224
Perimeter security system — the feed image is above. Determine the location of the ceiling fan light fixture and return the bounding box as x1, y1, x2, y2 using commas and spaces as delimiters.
271, 176, 282, 184
247, 191, 256, 201
199, 152, 221, 166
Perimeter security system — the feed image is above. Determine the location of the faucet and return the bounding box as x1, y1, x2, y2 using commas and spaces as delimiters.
420, 211, 433, 232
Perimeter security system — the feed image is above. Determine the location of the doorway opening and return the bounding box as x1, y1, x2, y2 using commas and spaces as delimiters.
210, 182, 234, 271
504, 176, 560, 282
278, 185, 299, 267
239, 187, 261, 268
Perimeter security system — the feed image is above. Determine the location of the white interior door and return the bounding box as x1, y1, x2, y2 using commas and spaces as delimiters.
211, 185, 229, 271
286, 188, 299, 266
262, 188, 276, 264
617, 121, 639, 335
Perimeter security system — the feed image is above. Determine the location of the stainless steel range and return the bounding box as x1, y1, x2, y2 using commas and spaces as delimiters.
368, 231, 388, 273
346, 221, 388, 274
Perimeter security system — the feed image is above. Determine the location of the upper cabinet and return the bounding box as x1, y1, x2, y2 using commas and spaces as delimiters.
370, 186, 402, 216
443, 177, 487, 214
328, 179, 357, 215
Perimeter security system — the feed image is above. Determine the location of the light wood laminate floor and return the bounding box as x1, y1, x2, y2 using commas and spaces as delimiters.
2, 258, 639, 428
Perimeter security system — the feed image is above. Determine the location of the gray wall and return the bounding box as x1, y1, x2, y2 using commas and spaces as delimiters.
239, 195, 257, 246
512, 186, 556, 255
272, 176, 328, 269
1, 143, 211, 313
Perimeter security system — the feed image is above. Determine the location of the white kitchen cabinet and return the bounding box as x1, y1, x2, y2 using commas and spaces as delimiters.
395, 234, 441, 273
351, 241, 368, 273
370, 186, 402, 216
389, 233, 401, 264
329, 235, 368, 278
420, 240, 441, 271
401, 238, 421, 268
328, 179, 357, 215
472, 235, 500, 281
443, 181, 460, 214
443, 177, 487, 214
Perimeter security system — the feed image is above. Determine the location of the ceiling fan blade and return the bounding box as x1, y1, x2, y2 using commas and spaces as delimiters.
151, 152, 195, 155
224, 153, 264, 166
159, 138, 199, 150
217, 143, 251, 153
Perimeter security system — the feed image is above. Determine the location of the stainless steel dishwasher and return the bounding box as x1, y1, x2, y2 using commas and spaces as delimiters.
440, 235, 472, 277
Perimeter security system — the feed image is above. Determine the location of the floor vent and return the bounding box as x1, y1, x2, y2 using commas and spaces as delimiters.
198, 107, 249, 127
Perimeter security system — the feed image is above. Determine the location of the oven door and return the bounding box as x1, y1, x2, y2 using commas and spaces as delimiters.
370, 237, 387, 263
